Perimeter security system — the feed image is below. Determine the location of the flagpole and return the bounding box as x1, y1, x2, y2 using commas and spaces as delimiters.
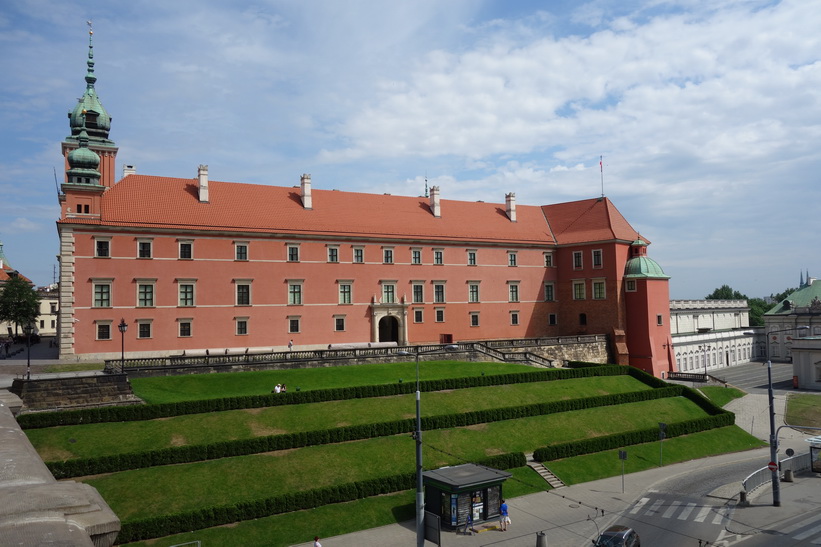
600, 155, 604, 198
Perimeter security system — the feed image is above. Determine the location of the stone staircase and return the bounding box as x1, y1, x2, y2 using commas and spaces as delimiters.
526, 453, 566, 489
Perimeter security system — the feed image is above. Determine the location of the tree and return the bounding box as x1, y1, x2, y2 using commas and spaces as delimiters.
705, 284, 747, 300
747, 298, 768, 327
0, 275, 40, 335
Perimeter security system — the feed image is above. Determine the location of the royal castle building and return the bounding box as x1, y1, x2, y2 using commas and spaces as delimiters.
56, 31, 676, 377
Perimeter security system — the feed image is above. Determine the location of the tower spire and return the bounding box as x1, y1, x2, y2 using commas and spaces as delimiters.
85, 21, 97, 90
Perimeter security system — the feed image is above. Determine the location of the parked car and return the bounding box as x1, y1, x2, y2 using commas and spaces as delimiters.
593, 525, 640, 547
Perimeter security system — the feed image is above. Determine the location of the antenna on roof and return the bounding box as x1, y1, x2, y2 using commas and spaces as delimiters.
599, 155, 605, 198
424, 172, 429, 198
53, 167, 60, 195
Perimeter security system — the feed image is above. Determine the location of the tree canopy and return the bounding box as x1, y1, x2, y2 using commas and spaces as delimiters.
0, 276, 40, 335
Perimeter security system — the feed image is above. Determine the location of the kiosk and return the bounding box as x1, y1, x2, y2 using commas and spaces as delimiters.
423, 463, 511, 529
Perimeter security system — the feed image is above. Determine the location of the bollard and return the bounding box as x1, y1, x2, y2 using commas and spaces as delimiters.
536, 530, 548, 547
784, 469, 794, 482
738, 490, 747, 506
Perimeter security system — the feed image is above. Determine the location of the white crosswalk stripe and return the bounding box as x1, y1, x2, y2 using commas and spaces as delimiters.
793, 522, 821, 541
677, 502, 696, 520
629, 497, 649, 515
693, 505, 712, 523
629, 496, 727, 526
645, 499, 665, 516
783, 514, 821, 534
661, 500, 681, 518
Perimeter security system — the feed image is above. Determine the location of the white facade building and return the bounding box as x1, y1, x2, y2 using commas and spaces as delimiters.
670, 300, 754, 374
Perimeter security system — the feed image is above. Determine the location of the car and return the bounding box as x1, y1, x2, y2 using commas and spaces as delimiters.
593, 524, 640, 547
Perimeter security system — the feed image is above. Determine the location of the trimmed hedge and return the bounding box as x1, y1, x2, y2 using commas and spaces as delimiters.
115, 452, 526, 544
19, 365, 630, 429
47, 386, 679, 478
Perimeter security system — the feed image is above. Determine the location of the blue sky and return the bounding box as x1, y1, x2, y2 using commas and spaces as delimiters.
1, 0, 819, 299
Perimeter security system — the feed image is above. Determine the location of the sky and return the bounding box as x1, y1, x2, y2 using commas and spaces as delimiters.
1, 0, 820, 299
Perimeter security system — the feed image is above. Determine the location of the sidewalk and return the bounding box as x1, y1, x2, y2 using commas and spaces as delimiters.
293, 390, 819, 547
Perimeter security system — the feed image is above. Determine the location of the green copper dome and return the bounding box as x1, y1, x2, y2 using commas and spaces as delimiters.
624, 256, 670, 279
624, 237, 670, 279
66, 129, 101, 184
66, 29, 113, 146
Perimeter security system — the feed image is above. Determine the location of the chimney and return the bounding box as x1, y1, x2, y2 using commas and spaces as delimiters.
122, 165, 136, 177
429, 186, 441, 218
197, 164, 209, 203
505, 192, 517, 222
301, 173, 313, 210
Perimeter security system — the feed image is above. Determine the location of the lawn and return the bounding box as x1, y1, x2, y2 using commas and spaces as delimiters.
785, 393, 821, 428
29, 375, 650, 461
129, 360, 534, 403
84, 397, 708, 521
699, 385, 745, 407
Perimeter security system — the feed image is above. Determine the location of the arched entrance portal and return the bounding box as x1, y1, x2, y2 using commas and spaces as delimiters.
378, 315, 399, 343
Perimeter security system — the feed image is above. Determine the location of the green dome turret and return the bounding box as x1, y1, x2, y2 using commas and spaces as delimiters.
66, 27, 114, 147
624, 237, 670, 279
66, 128, 101, 185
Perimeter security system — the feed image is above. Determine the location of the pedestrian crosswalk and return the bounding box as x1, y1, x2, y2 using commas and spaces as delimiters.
628, 496, 729, 526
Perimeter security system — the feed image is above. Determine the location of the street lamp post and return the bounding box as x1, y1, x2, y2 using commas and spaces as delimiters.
23, 323, 34, 381
398, 344, 459, 547
118, 318, 128, 373
746, 325, 809, 507
699, 344, 710, 377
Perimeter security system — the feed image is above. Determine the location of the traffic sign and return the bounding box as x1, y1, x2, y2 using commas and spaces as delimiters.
767, 461, 778, 472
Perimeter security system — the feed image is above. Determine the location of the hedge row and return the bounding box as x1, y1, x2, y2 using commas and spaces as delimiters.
532, 412, 735, 461
47, 386, 678, 478
20, 365, 630, 429
115, 452, 526, 544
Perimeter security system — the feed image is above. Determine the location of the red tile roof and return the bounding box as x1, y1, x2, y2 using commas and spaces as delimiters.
63, 175, 638, 247
542, 197, 640, 245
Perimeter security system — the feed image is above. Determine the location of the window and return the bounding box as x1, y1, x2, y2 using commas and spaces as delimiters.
178, 320, 192, 337
235, 243, 248, 261
412, 283, 424, 304
138, 321, 152, 339
548, 313, 557, 326
96, 322, 111, 340
412, 249, 422, 264
592, 249, 603, 268
508, 252, 517, 267
288, 282, 303, 305
334, 316, 346, 331
179, 241, 193, 259
468, 283, 480, 303
573, 251, 583, 269
434, 249, 444, 265
236, 318, 248, 335
137, 283, 154, 307
381, 282, 396, 304
657, 314, 664, 326
573, 281, 586, 300
433, 283, 446, 303
470, 312, 480, 327
288, 317, 301, 333
287, 245, 299, 262
626, 280, 637, 292
95, 238, 110, 258
544, 283, 555, 302
137, 239, 153, 259
593, 280, 606, 300
580, 313, 587, 326
236, 282, 251, 306
508, 283, 519, 303
544, 252, 553, 267
414, 309, 424, 323
338, 283, 352, 304
353, 247, 364, 263
93, 281, 112, 307
435, 308, 445, 322
179, 283, 195, 307
327, 247, 339, 263
383, 248, 394, 264
467, 250, 477, 266
510, 311, 520, 326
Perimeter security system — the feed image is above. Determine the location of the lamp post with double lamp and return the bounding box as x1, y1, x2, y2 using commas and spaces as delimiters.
23, 323, 34, 381
398, 344, 459, 547
118, 319, 128, 373
746, 325, 809, 507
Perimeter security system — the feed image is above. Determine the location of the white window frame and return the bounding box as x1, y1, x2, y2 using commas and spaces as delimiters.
137, 238, 153, 259
136, 279, 157, 308
95, 320, 112, 340
573, 280, 586, 300
592, 279, 606, 300
288, 280, 304, 305
177, 279, 197, 307
178, 239, 194, 260
92, 278, 113, 308
573, 251, 583, 270
95, 236, 111, 258
235, 279, 253, 306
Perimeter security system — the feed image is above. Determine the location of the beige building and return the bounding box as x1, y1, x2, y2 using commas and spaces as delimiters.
670, 299, 754, 374
763, 276, 821, 362
791, 337, 821, 390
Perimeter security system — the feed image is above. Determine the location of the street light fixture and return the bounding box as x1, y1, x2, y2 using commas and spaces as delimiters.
699, 344, 711, 377
398, 343, 459, 547
118, 318, 128, 374
23, 323, 34, 381
745, 325, 809, 507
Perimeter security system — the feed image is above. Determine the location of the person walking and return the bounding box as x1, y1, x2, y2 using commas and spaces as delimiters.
313, 536, 322, 547
288, 339, 294, 351
499, 499, 510, 531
